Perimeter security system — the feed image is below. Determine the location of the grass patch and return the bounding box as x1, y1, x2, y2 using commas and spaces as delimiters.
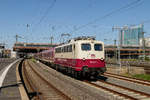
121, 73, 150, 81
121, 59, 137, 61
31, 58, 36, 63
132, 74, 150, 81
122, 73, 132, 77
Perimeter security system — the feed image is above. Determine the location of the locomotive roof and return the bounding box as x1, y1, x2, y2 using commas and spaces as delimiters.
56, 39, 104, 48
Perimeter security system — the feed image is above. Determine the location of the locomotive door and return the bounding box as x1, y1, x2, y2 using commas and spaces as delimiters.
73, 44, 75, 59
72, 44, 76, 66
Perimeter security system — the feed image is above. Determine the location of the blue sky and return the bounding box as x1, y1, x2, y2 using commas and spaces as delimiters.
0, 0, 150, 48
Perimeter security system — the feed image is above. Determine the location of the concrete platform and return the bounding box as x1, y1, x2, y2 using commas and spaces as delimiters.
0, 59, 28, 100
0, 58, 17, 71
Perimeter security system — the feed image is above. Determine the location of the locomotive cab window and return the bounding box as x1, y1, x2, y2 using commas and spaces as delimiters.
81, 43, 91, 51
94, 44, 102, 51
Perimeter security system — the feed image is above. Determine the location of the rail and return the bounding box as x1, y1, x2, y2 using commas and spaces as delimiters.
23, 60, 71, 100
104, 72, 150, 86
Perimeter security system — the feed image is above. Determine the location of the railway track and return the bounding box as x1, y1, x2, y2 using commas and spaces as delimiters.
22, 60, 71, 100
22, 60, 39, 100
22, 59, 150, 100
84, 80, 150, 100
104, 72, 150, 86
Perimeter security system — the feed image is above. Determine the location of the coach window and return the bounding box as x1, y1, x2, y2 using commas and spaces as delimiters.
94, 44, 102, 51
81, 44, 91, 51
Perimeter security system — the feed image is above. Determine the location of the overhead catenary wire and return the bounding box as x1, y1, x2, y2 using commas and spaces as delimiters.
32, 0, 56, 32
28, 0, 56, 44
37, 0, 56, 25
142, 19, 150, 24
125, 0, 144, 12
70, 0, 143, 33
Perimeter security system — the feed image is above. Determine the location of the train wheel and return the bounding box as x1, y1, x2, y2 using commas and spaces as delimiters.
74, 71, 78, 79
75, 71, 82, 80
82, 71, 86, 78
94, 73, 99, 78
67, 67, 71, 75
64, 68, 67, 73
71, 69, 75, 77
56, 65, 60, 71
54, 65, 57, 70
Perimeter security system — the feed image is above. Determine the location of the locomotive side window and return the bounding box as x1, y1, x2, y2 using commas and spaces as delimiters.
94, 44, 103, 51
60, 47, 62, 52
55, 48, 59, 53
64, 46, 67, 52
67, 46, 69, 52
55, 47, 61, 53
56, 45, 72, 53
58, 48, 60, 53
68, 45, 72, 52
81, 44, 91, 51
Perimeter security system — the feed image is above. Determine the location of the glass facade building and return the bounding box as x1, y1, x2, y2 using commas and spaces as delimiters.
120, 24, 144, 46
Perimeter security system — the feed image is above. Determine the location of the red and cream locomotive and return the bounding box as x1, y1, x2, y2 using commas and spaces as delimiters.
35, 36, 106, 78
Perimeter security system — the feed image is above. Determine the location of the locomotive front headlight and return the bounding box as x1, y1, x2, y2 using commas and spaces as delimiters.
83, 58, 86, 61
100, 57, 104, 61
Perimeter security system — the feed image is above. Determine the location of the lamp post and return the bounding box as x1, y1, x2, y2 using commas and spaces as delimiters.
142, 32, 146, 61
50, 36, 54, 44
112, 26, 122, 67
104, 39, 108, 60
15, 34, 24, 43
104, 39, 117, 60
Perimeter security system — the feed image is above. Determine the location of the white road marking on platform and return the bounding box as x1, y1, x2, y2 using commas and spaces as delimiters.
0, 59, 20, 87
0, 67, 6, 76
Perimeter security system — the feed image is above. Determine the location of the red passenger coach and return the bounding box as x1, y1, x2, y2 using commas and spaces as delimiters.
35, 48, 55, 63
42, 48, 55, 63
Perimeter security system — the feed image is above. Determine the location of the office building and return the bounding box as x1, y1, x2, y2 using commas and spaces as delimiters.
120, 24, 144, 46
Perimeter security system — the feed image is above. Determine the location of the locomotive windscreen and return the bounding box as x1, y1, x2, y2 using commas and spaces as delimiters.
81, 44, 91, 51
94, 44, 103, 51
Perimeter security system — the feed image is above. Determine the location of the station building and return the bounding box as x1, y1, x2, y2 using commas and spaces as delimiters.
105, 44, 150, 60
13, 42, 58, 57
105, 24, 150, 60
